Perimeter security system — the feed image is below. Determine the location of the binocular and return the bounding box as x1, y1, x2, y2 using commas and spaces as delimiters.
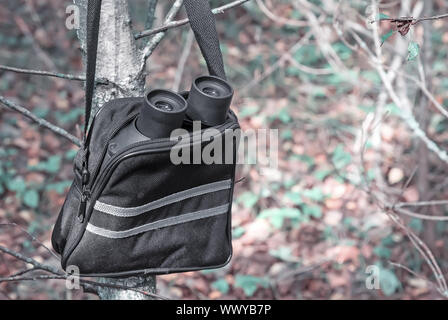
107, 75, 234, 158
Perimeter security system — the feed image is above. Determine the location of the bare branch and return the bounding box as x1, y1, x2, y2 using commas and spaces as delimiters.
145, 0, 159, 29
0, 275, 67, 282
0, 223, 60, 261
135, 0, 250, 40
0, 245, 63, 275
377, 13, 448, 37
172, 29, 194, 92
0, 95, 81, 147
395, 200, 448, 208
140, 0, 184, 68
255, 0, 307, 27
0, 64, 109, 85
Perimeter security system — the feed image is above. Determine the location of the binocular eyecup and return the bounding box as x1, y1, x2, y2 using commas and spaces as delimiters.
136, 89, 187, 139
186, 75, 234, 127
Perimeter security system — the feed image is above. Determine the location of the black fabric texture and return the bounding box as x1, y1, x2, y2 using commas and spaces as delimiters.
68, 214, 231, 274
84, 0, 102, 142
51, 182, 80, 254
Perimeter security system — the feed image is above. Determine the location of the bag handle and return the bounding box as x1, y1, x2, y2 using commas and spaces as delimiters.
83, 0, 226, 147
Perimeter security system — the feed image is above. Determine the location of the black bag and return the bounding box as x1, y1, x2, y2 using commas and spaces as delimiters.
51, 0, 240, 276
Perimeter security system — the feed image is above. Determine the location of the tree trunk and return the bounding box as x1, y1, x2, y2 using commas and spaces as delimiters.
417, 0, 435, 250
74, 0, 155, 300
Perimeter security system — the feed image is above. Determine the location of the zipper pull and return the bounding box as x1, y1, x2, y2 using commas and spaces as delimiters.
78, 167, 91, 222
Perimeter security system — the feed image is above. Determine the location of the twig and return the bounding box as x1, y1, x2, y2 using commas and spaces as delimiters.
349, 18, 448, 165
388, 262, 443, 296
172, 29, 194, 92
0, 64, 109, 85
393, 207, 448, 221
0, 245, 63, 275
0, 95, 81, 147
0, 244, 168, 299
357, 1, 448, 297
255, 0, 307, 27
395, 200, 448, 208
381, 13, 448, 23
379, 13, 448, 36
284, 54, 334, 75
140, 0, 184, 71
0, 223, 60, 261
241, 30, 314, 93
8, 267, 39, 278
145, 0, 159, 30
0, 275, 67, 282
134, 0, 250, 40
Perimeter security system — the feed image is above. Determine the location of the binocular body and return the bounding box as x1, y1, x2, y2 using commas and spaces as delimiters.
106, 75, 234, 159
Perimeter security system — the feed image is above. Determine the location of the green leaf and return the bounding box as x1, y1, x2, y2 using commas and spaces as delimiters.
211, 279, 229, 294
232, 226, 245, 239
284, 192, 303, 205
29, 155, 62, 174
6, 176, 26, 193
45, 180, 72, 195
302, 204, 323, 218
270, 108, 291, 124
237, 192, 259, 208
295, 154, 315, 167
65, 149, 78, 160
302, 187, 325, 202
332, 144, 351, 169
280, 129, 293, 141
23, 189, 39, 208
380, 269, 401, 296
407, 41, 420, 61
258, 208, 302, 228
378, 13, 390, 21
409, 218, 423, 233
314, 169, 332, 181
381, 30, 394, 45
234, 275, 269, 297
239, 105, 260, 119
373, 245, 391, 259
269, 247, 299, 262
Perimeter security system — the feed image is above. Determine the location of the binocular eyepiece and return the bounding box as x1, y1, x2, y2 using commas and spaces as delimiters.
136, 89, 188, 139
136, 75, 234, 139
186, 75, 234, 127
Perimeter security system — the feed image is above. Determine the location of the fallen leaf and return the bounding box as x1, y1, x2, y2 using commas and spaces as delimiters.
388, 167, 404, 184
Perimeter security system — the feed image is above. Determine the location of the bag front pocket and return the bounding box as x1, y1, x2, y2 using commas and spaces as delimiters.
66, 152, 235, 275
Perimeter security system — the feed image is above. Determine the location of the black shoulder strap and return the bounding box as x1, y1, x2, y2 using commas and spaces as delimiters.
84, 0, 102, 144
183, 0, 226, 79
83, 0, 226, 147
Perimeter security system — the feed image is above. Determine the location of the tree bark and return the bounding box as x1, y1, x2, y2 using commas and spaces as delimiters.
74, 0, 155, 300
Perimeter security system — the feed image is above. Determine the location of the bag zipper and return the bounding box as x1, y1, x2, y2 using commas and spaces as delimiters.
77, 117, 238, 223
77, 113, 138, 222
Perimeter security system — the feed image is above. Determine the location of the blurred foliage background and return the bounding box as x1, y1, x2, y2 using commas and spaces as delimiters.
1, 0, 448, 300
